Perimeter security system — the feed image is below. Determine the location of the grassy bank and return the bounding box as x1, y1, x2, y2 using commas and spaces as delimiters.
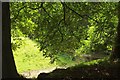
12, 37, 57, 73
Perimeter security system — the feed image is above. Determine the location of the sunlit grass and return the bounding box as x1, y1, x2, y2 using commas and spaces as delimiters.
12, 37, 57, 73
12, 37, 108, 74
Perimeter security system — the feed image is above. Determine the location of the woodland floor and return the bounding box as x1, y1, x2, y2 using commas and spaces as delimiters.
19, 59, 120, 80
19, 67, 57, 78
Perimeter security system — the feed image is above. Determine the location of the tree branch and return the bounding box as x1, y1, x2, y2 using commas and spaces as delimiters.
42, 7, 53, 19
28, 2, 44, 10
64, 3, 99, 24
58, 19, 64, 42
13, 4, 26, 21
13, 2, 44, 21
61, 2, 66, 25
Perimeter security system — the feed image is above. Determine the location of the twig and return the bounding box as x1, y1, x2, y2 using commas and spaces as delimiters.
13, 5, 27, 20
42, 7, 53, 19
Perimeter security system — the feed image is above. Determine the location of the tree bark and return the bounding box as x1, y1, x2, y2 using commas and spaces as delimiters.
111, 2, 120, 60
2, 2, 19, 78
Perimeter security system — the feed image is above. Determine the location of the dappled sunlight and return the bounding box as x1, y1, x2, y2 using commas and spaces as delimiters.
12, 37, 57, 77
9, 2, 120, 79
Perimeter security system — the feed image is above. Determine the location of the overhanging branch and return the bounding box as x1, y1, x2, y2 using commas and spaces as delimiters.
64, 3, 99, 23
58, 19, 64, 42
13, 5, 26, 21
42, 7, 53, 19
61, 2, 66, 25
13, 2, 44, 21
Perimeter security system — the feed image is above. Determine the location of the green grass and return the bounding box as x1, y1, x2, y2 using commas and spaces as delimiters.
12, 37, 57, 73
13, 37, 107, 74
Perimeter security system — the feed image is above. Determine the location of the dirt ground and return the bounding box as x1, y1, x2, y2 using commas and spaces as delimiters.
37, 60, 120, 80
19, 67, 56, 78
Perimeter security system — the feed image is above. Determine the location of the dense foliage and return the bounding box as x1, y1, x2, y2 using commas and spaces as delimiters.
10, 2, 118, 64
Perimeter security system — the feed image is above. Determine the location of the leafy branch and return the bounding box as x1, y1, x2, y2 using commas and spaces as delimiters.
13, 4, 27, 21
42, 7, 53, 19
61, 2, 66, 25
58, 19, 64, 42
63, 3, 99, 24
28, 2, 44, 10
13, 3, 44, 21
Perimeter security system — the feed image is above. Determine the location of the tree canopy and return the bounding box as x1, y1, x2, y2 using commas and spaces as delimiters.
10, 2, 118, 63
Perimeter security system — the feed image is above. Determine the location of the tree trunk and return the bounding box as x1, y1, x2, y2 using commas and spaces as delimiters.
111, 2, 120, 60
2, 2, 19, 78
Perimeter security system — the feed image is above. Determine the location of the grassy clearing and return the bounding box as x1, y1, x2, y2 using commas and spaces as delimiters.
12, 37, 57, 73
